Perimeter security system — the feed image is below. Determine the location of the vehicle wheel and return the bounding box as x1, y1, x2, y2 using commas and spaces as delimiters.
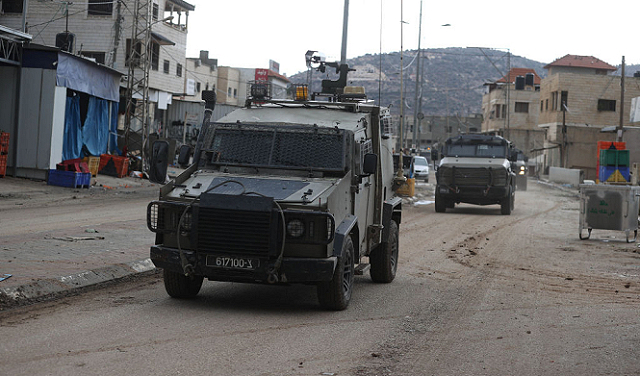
435, 194, 446, 213
501, 189, 513, 215
317, 235, 355, 310
163, 269, 204, 298
446, 200, 455, 209
370, 220, 399, 283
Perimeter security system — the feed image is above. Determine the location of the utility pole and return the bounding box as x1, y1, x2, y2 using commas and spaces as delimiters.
618, 56, 625, 142
111, 0, 122, 68
411, 0, 422, 151
124, 0, 152, 173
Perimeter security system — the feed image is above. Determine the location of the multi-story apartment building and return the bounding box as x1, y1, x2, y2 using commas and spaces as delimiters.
481, 68, 544, 159
0, 0, 195, 133
537, 55, 640, 179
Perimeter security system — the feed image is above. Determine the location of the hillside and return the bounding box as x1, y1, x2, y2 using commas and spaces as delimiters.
289, 47, 547, 117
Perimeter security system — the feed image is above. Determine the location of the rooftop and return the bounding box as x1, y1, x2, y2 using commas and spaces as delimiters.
544, 54, 617, 71
496, 68, 541, 85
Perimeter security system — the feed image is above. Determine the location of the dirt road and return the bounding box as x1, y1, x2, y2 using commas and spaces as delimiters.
1, 180, 639, 375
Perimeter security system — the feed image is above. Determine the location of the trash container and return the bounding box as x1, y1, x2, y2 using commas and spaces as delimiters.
579, 184, 640, 242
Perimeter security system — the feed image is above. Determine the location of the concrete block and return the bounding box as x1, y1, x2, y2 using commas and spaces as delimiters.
549, 166, 584, 186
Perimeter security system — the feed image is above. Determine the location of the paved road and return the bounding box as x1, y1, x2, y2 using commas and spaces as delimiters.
1, 180, 639, 375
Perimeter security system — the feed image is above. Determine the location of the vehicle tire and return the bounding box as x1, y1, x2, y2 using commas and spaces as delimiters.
435, 194, 446, 213
447, 200, 455, 209
501, 188, 513, 215
370, 220, 399, 283
317, 235, 355, 311
163, 269, 204, 298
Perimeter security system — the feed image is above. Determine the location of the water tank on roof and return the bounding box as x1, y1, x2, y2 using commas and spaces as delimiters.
525, 73, 534, 86
56, 32, 75, 53
515, 76, 525, 90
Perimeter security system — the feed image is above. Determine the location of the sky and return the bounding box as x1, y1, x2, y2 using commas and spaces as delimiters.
185, 0, 638, 77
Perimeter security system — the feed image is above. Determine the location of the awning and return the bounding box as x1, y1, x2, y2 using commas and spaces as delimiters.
151, 32, 175, 46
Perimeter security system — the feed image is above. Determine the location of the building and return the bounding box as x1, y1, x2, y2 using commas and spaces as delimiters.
481, 68, 545, 160
0, 0, 195, 156
537, 55, 640, 179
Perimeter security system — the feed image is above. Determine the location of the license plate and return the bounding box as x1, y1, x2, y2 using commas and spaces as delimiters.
206, 255, 259, 270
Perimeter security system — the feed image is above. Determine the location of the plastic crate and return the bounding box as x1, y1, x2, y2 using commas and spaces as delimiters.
599, 149, 618, 166
0, 132, 9, 155
597, 141, 626, 151
83, 156, 100, 177
47, 169, 91, 188
599, 166, 630, 183
617, 150, 630, 167
99, 154, 129, 178
0, 154, 6, 177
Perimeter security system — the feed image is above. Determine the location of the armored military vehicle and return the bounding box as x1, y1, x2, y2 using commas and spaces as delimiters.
147, 60, 403, 310
435, 134, 516, 215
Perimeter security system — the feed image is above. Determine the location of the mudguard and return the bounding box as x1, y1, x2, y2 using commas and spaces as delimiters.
332, 214, 358, 258
382, 196, 402, 243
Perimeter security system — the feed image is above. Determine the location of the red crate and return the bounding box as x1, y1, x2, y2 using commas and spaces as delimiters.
99, 154, 129, 178
0, 154, 6, 177
0, 132, 9, 155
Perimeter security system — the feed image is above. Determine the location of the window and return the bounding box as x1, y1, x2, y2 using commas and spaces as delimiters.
233, 88, 237, 98
494, 104, 501, 119
560, 91, 568, 111
598, 99, 616, 112
545, 99, 548, 111
515, 102, 529, 113
196, 82, 201, 92
152, 3, 159, 20
551, 91, 558, 111
163, 60, 170, 74
80, 51, 106, 65
176, 63, 182, 77
1, 0, 23, 13
88, 0, 113, 15
151, 42, 159, 71
540, 100, 544, 112
125, 39, 142, 67
501, 104, 506, 119
228, 87, 232, 96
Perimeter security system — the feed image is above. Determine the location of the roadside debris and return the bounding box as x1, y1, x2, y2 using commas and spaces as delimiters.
52, 236, 105, 242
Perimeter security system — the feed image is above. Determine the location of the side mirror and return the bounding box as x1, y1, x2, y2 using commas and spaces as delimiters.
362, 153, 378, 176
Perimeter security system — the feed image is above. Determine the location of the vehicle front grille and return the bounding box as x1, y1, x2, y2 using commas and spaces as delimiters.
439, 167, 507, 187
195, 207, 274, 255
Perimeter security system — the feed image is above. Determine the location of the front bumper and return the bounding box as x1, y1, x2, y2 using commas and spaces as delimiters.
151, 245, 337, 284
437, 184, 508, 205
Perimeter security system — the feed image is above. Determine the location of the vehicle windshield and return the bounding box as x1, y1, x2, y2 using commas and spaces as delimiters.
198, 122, 349, 173
413, 157, 428, 166
444, 140, 507, 158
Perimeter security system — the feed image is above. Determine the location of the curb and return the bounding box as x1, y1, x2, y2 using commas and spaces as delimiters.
0, 258, 156, 307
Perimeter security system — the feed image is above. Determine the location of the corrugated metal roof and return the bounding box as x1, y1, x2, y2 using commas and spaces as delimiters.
544, 54, 616, 71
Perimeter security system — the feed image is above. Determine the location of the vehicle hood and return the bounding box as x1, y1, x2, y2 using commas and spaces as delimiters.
439, 157, 510, 170
165, 171, 342, 206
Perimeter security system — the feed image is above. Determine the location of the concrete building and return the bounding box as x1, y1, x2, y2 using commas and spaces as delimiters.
537, 55, 640, 180
0, 0, 195, 142
481, 68, 545, 160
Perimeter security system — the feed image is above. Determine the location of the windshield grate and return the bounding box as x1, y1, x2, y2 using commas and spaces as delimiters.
202, 123, 348, 172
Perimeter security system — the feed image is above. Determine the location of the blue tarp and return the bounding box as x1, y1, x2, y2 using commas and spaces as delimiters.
62, 95, 119, 160
62, 95, 82, 160
83, 97, 109, 156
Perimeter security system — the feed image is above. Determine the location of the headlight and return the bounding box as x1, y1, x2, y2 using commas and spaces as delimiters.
286, 219, 305, 238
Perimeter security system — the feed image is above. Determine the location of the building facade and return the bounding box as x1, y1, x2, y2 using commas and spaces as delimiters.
537, 55, 640, 179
